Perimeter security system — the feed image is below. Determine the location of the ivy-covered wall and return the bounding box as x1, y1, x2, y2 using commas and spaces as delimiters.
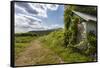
64, 5, 97, 58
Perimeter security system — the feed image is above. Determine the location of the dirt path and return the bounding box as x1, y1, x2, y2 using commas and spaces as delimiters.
15, 40, 64, 66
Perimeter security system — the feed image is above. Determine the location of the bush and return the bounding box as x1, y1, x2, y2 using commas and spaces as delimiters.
87, 32, 96, 46
74, 32, 97, 57
85, 32, 97, 56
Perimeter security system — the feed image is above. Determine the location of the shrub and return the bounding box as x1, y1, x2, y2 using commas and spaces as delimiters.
39, 30, 93, 62
85, 32, 97, 56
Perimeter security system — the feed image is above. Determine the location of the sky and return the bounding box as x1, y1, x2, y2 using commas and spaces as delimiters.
15, 2, 64, 33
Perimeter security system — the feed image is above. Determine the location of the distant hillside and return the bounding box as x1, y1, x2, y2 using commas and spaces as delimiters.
29, 28, 62, 36
15, 28, 63, 37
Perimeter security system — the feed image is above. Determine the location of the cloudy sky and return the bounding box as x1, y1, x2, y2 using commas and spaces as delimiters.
15, 2, 64, 33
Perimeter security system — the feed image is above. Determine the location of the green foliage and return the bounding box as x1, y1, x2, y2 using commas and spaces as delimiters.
85, 32, 97, 56
64, 5, 79, 46
87, 32, 96, 46
74, 32, 97, 57
43, 30, 64, 47
64, 5, 73, 30
64, 5, 97, 59
74, 6, 97, 16
64, 5, 73, 46
64, 30, 72, 47
64, 15, 72, 30
39, 29, 93, 63
70, 17, 79, 45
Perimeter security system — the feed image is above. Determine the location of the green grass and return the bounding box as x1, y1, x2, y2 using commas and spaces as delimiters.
15, 30, 96, 64
15, 33, 64, 65
15, 36, 35, 43
39, 30, 94, 63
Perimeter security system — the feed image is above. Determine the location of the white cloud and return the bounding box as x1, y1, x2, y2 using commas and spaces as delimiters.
15, 2, 59, 18
28, 3, 47, 18
39, 24, 64, 30
46, 4, 59, 10
15, 2, 60, 33
15, 14, 43, 33
15, 4, 27, 15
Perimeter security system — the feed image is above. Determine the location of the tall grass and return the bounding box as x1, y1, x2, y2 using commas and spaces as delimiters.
39, 30, 93, 63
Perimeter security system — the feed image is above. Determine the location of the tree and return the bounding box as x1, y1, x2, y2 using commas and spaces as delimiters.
64, 5, 73, 47
64, 5, 79, 47
70, 17, 79, 45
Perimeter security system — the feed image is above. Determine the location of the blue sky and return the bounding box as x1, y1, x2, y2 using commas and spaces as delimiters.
15, 2, 64, 33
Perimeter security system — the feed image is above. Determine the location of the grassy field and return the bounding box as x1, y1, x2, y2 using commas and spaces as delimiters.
15, 28, 96, 66
15, 32, 64, 66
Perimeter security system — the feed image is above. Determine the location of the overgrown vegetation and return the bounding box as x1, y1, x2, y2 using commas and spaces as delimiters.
74, 6, 97, 16
64, 5, 79, 46
86, 32, 97, 56
39, 30, 93, 63
39, 5, 97, 63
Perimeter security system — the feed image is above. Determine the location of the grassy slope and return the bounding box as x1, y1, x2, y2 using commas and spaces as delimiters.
15, 29, 95, 64
39, 30, 93, 63
15, 33, 64, 66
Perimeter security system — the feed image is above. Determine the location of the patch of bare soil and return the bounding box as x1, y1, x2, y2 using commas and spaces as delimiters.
15, 40, 64, 66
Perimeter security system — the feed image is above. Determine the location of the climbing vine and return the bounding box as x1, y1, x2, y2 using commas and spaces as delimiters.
70, 17, 79, 45
64, 5, 79, 47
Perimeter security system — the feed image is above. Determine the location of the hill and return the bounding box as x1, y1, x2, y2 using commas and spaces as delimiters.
29, 28, 62, 36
